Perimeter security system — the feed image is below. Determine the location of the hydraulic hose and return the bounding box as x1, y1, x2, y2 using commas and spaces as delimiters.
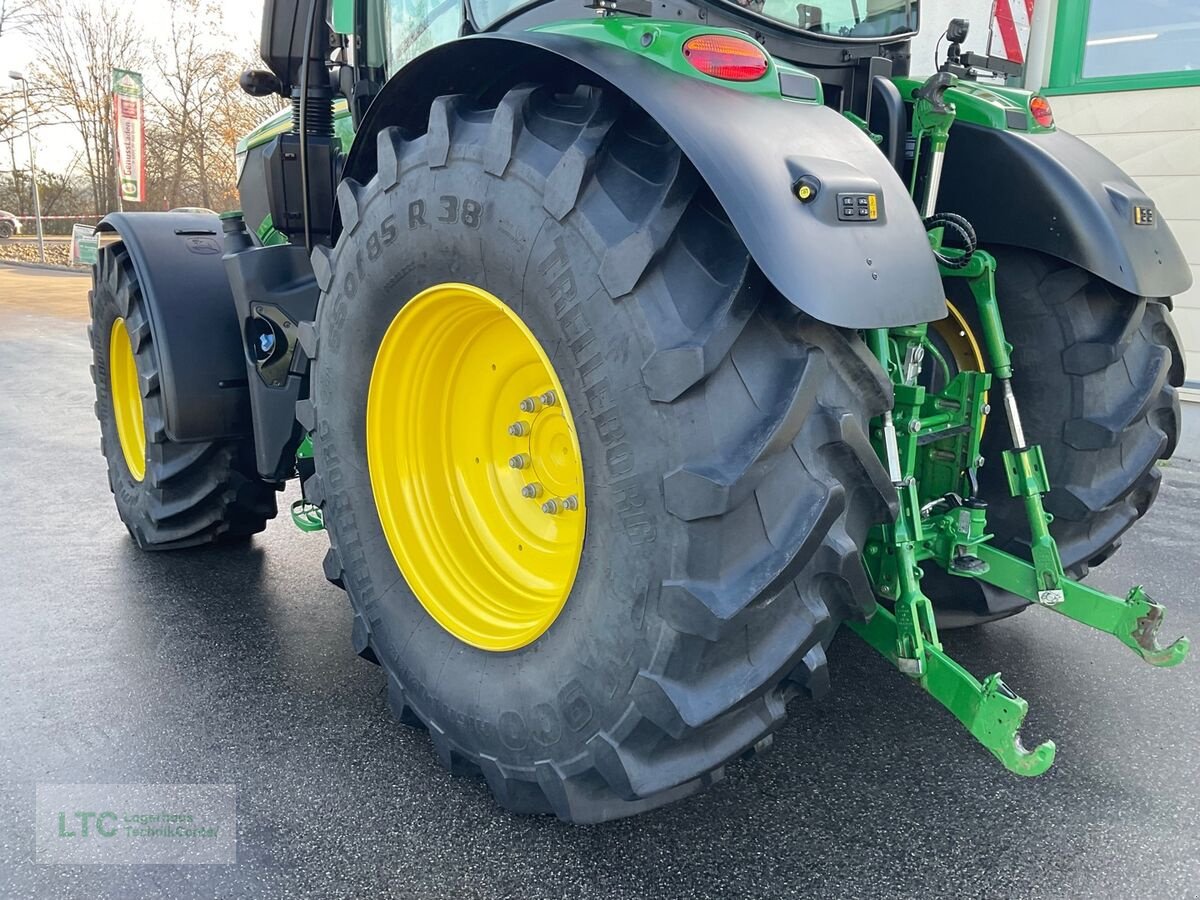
925, 212, 977, 269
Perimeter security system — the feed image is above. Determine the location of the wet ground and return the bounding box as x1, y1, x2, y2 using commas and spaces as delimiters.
1, 265, 1197, 898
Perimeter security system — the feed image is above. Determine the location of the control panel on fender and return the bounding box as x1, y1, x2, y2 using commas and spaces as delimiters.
837, 192, 879, 222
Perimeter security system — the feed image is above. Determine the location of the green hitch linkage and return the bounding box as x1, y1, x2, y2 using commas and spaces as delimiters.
849, 606, 1057, 776
857, 323, 1056, 777
850, 72, 1185, 780
960, 251, 1189, 668
973, 545, 1189, 668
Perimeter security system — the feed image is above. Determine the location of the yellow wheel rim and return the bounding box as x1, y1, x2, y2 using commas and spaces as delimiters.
930, 300, 988, 432
109, 317, 146, 482
366, 283, 586, 651
931, 300, 986, 374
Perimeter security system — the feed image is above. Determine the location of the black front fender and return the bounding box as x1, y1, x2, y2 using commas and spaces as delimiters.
343, 32, 946, 329
96, 212, 251, 443
938, 123, 1192, 299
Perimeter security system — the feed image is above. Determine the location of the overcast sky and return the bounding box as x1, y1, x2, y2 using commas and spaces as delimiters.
1, 2, 264, 174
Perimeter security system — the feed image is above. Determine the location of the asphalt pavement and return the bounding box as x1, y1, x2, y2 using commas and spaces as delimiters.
1, 264, 1198, 899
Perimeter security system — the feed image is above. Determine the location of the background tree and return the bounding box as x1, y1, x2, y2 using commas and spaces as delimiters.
148, 0, 282, 211
16, 0, 283, 218
1, 79, 52, 218
0, 0, 32, 38
27, 0, 144, 214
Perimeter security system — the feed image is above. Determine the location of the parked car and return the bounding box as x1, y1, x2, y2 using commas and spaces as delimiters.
0, 211, 21, 239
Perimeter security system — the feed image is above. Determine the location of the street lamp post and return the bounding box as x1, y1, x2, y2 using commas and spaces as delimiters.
8, 70, 46, 264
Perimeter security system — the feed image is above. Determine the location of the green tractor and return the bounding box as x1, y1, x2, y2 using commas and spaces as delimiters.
88, 0, 1190, 822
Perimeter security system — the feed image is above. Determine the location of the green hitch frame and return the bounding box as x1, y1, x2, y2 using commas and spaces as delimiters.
850, 70, 1187, 777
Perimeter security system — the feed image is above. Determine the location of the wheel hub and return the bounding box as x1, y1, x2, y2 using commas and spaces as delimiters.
509, 391, 579, 509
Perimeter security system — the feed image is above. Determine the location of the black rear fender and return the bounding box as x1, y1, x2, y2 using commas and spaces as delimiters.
341, 32, 946, 330
938, 123, 1192, 299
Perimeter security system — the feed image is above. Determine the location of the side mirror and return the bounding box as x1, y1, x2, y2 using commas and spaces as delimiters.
240, 69, 283, 98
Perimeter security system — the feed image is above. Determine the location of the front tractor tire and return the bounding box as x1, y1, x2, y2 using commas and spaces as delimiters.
306, 85, 896, 823
90, 245, 278, 549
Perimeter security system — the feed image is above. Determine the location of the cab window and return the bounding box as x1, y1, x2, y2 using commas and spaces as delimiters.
365, 0, 463, 74
469, 0, 533, 28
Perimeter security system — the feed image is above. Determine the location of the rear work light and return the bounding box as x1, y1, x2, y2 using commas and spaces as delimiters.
682, 35, 769, 82
1029, 95, 1054, 127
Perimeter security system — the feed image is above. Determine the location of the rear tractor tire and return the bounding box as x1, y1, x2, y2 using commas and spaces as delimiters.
306, 84, 897, 822
928, 247, 1184, 627
89, 244, 278, 549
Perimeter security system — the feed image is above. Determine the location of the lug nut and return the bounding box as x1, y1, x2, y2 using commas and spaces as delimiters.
539, 390, 558, 407
521, 483, 543, 499
562, 494, 579, 511
508, 421, 530, 437
542, 499, 560, 515
509, 454, 530, 470
519, 397, 541, 413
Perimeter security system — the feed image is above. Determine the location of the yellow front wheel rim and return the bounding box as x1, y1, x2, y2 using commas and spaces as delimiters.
366, 283, 586, 652
109, 317, 146, 482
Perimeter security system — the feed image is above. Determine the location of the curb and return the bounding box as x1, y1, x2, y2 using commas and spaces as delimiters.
0, 260, 89, 275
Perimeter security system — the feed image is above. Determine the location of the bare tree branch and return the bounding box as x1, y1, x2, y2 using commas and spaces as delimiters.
0, 0, 34, 38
